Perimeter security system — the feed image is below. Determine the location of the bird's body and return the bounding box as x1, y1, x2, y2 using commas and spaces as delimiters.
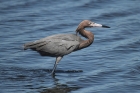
24, 34, 83, 57
24, 20, 110, 75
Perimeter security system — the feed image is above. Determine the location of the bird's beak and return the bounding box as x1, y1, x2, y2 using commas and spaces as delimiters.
90, 22, 110, 28
102, 25, 110, 28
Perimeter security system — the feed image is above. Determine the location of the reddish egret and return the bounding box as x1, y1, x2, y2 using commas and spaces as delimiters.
24, 20, 110, 75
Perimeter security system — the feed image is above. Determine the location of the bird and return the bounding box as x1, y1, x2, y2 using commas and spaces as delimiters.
23, 20, 110, 75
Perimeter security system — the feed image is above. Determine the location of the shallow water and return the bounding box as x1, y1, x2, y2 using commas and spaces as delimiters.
0, 0, 140, 93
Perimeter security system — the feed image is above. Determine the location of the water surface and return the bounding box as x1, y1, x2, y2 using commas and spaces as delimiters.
0, 0, 140, 93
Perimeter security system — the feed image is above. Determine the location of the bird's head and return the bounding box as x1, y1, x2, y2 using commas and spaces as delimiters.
76, 20, 110, 34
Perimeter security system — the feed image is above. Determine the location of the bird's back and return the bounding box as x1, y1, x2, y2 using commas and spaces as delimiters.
24, 34, 82, 57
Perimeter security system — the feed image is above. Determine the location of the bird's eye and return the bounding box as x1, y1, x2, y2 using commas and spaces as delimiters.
89, 22, 92, 25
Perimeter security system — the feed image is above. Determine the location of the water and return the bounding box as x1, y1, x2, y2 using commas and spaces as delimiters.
0, 0, 140, 93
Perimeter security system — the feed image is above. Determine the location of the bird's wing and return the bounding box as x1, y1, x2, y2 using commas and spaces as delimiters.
38, 38, 80, 56
24, 34, 80, 56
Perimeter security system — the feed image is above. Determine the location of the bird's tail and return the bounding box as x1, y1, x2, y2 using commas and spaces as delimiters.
23, 42, 34, 50
23, 40, 46, 50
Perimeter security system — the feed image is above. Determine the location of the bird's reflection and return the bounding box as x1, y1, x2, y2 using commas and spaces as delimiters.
40, 74, 81, 93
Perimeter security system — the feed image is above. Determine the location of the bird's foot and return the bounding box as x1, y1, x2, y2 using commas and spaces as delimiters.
50, 71, 56, 78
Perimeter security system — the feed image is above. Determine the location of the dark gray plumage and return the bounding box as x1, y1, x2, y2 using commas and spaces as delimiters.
23, 20, 110, 75
24, 34, 82, 56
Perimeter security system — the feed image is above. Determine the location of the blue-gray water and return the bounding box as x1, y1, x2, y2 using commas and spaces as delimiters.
0, 0, 140, 93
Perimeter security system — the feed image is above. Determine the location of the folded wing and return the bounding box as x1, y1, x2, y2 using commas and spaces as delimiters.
24, 34, 81, 56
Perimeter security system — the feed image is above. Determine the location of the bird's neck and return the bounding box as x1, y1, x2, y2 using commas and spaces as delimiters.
77, 29, 94, 49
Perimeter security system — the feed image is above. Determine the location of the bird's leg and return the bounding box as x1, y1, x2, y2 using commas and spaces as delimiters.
51, 56, 63, 75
